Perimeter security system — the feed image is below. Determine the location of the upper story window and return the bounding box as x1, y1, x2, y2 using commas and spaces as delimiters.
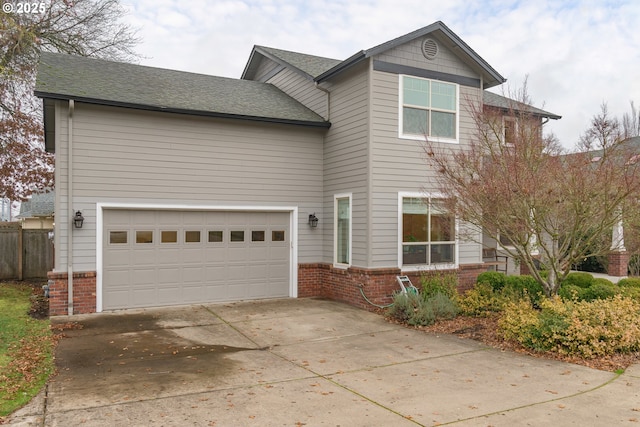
503, 117, 517, 146
400, 75, 458, 142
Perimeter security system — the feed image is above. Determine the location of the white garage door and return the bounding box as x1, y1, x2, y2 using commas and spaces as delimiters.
103, 210, 290, 310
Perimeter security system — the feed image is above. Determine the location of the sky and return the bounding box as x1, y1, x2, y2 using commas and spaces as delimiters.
120, 0, 640, 149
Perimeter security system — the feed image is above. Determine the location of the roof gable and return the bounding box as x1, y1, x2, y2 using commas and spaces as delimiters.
243, 46, 341, 80
35, 52, 329, 128
242, 22, 504, 89
317, 21, 505, 88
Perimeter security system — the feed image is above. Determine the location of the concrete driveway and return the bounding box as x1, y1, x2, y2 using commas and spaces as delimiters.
7, 298, 640, 426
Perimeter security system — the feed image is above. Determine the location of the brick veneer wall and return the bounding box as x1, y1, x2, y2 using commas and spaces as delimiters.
47, 263, 488, 316
47, 271, 97, 315
608, 251, 629, 277
299, 263, 487, 311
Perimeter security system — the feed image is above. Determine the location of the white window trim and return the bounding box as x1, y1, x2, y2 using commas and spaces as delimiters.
333, 193, 352, 268
397, 192, 459, 271
398, 75, 460, 144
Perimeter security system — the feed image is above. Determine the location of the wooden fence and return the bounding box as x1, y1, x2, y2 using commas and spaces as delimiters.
0, 222, 54, 280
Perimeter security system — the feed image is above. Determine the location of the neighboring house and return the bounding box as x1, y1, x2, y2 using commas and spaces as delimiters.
16, 190, 55, 230
35, 21, 559, 315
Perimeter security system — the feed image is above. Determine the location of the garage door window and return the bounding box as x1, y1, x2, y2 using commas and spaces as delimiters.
231, 230, 245, 242
136, 231, 153, 244
208, 231, 223, 242
252, 230, 265, 242
161, 231, 177, 243
109, 231, 127, 244
272, 230, 285, 242
185, 231, 201, 243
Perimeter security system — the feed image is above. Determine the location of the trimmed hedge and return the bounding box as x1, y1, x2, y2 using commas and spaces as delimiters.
476, 271, 507, 291
561, 272, 594, 289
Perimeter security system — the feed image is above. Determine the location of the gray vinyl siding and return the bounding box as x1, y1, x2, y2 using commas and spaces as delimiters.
53, 102, 324, 272
253, 57, 282, 82
375, 36, 478, 80
322, 62, 370, 266
267, 67, 328, 119
368, 50, 484, 268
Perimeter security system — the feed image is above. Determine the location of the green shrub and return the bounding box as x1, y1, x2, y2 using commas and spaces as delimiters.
476, 271, 507, 291
459, 283, 506, 317
503, 275, 545, 306
561, 272, 594, 289
420, 271, 459, 300
386, 291, 458, 326
618, 278, 640, 289
558, 283, 587, 301
620, 286, 640, 300
500, 296, 640, 358
582, 280, 619, 301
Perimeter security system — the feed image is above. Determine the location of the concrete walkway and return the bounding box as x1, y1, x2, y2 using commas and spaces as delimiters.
6, 298, 640, 426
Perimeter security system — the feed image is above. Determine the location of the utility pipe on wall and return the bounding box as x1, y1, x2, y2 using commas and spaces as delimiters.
67, 99, 74, 315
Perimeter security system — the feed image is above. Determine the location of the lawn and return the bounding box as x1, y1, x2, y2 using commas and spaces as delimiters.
0, 281, 55, 418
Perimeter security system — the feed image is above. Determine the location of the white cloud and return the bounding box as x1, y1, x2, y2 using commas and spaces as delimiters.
120, 0, 640, 148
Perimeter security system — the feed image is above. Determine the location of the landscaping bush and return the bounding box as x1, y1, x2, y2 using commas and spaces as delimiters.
476, 271, 507, 291
420, 271, 459, 299
459, 283, 506, 317
386, 288, 459, 327
503, 275, 545, 307
558, 283, 587, 301
618, 278, 640, 289
561, 272, 594, 288
500, 296, 640, 358
620, 286, 640, 301
386, 271, 460, 326
582, 280, 619, 301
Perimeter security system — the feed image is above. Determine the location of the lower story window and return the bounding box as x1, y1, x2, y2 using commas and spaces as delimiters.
335, 194, 351, 266
401, 196, 455, 266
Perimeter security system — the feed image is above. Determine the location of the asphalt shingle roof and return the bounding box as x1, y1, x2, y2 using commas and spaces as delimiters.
483, 91, 561, 120
17, 190, 55, 218
35, 52, 329, 127
255, 46, 341, 79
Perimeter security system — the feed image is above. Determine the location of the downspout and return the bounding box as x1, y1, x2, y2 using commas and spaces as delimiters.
67, 99, 74, 315
314, 82, 330, 121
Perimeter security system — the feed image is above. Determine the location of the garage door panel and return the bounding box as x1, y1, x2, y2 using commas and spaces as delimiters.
183, 266, 204, 282
158, 286, 182, 304
182, 248, 204, 263
204, 248, 227, 261
104, 251, 131, 267
104, 269, 131, 286
132, 250, 156, 264
157, 267, 180, 284
132, 287, 157, 305
103, 209, 290, 310
157, 248, 181, 263
132, 268, 156, 285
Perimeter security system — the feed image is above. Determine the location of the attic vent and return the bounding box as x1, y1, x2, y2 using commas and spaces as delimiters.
421, 38, 438, 60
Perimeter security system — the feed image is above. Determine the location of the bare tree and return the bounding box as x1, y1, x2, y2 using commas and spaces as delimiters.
426, 91, 640, 296
0, 0, 139, 200
622, 101, 640, 139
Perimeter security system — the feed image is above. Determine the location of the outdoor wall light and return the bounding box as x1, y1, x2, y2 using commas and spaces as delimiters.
73, 210, 85, 228
308, 213, 319, 228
